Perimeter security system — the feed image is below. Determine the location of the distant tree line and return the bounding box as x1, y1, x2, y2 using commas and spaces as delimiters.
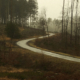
0, 0, 38, 25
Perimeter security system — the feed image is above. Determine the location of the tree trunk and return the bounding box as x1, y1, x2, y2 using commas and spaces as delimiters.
62, 0, 65, 41
75, 0, 78, 45
70, 0, 74, 44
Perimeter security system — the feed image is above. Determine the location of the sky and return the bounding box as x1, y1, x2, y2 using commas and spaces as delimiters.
37, 0, 63, 20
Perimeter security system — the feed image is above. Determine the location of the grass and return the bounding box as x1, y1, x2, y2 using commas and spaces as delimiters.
1, 44, 80, 74
1, 25, 80, 79
0, 71, 44, 80
1, 42, 80, 79
21, 27, 46, 38
35, 33, 80, 57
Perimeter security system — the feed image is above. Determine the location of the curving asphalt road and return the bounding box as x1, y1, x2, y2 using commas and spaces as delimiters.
16, 33, 80, 62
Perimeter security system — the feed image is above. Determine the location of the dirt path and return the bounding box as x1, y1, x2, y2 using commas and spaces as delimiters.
16, 33, 80, 62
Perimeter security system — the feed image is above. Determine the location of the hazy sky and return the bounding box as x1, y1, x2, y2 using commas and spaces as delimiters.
37, 0, 63, 20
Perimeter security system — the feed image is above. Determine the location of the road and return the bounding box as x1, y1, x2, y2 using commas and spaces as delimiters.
16, 33, 80, 62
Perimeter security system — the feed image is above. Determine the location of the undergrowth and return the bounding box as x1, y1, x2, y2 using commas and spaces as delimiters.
35, 33, 80, 56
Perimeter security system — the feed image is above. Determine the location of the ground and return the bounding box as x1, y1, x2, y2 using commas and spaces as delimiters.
0, 25, 80, 80
35, 33, 80, 56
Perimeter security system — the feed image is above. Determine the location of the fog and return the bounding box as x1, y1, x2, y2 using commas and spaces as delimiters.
37, 0, 63, 20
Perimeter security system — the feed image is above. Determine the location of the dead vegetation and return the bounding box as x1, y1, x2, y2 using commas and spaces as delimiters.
35, 33, 80, 56
1, 25, 80, 80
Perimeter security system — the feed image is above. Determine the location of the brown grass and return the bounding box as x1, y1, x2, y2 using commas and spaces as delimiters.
0, 77, 18, 80
1, 25, 80, 79
35, 33, 80, 56
1, 39, 80, 80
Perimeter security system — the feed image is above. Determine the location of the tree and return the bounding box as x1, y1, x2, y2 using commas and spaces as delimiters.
28, 0, 38, 26
0, 0, 8, 24
38, 8, 47, 36
47, 18, 52, 23
64, 0, 70, 49
70, 0, 75, 43
0, 0, 38, 25
62, 0, 65, 41
5, 22, 21, 39
75, 0, 79, 45
39, 17, 46, 29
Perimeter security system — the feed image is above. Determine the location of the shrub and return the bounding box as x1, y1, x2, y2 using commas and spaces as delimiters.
21, 27, 46, 38
5, 22, 21, 39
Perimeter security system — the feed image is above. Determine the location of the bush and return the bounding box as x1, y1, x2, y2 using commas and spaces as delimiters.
21, 27, 46, 38
5, 22, 21, 39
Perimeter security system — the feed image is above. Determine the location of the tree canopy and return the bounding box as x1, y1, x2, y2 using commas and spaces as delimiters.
0, 0, 38, 25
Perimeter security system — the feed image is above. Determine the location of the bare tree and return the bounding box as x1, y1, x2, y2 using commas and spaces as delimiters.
70, 0, 75, 43
65, 0, 70, 49
38, 8, 47, 37
62, 0, 65, 41
75, 0, 79, 45
42, 8, 49, 37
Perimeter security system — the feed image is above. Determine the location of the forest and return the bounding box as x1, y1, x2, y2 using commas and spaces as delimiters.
35, 0, 80, 56
0, 0, 38, 26
0, 0, 80, 80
